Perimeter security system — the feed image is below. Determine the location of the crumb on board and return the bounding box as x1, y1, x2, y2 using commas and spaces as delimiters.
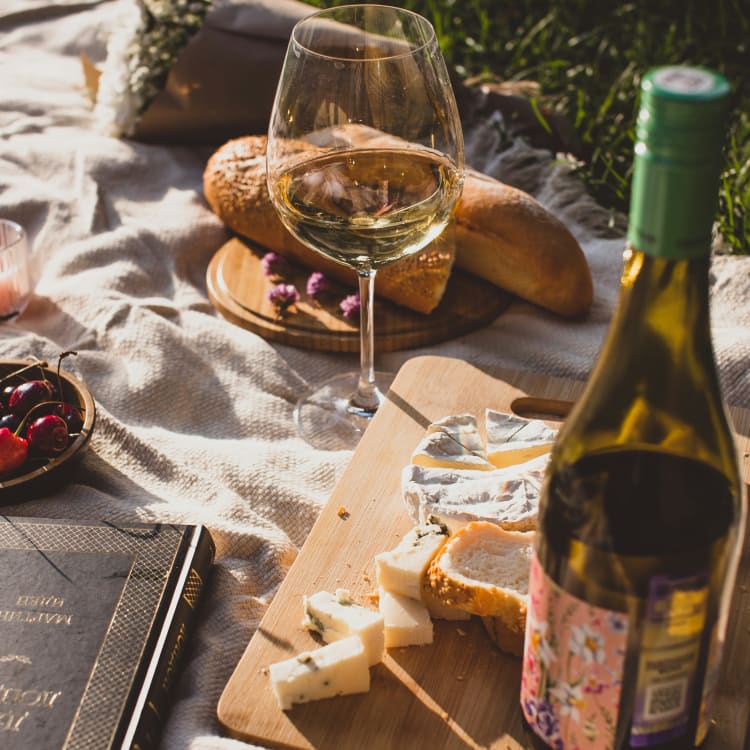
336, 506, 350, 519
367, 590, 379, 605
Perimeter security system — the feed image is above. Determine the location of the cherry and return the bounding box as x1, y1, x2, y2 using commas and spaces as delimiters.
1, 384, 14, 407
8, 379, 54, 417
26, 415, 69, 456
54, 403, 84, 434
0, 413, 21, 432
0, 427, 28, 475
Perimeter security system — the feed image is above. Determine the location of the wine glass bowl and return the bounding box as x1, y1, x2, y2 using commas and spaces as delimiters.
267, 4, 464, 450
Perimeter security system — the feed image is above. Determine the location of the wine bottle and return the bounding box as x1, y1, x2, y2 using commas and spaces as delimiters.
520, 66, 746, 750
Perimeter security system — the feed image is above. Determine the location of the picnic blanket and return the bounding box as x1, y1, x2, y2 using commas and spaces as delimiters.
1, 1, 748, 748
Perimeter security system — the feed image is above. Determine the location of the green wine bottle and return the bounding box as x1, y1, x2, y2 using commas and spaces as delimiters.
520, 66, 746, 750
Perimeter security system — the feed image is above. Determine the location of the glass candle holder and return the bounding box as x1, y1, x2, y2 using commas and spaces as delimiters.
0, 220, 33, 321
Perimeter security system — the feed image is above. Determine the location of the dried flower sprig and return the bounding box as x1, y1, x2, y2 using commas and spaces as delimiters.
261, 251, 291, 279
268, 283, 299, 316
94, 0, 212, 137
339, 293, 361, 322
306, 271, 330, 300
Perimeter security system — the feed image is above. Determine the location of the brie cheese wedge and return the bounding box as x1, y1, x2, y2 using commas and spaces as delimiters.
411, 414, 494, 471
401, 453, 547, 534
485, 409, 556, 468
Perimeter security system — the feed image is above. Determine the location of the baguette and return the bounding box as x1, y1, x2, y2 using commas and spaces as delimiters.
202, 135, 454, 315
428, 521, 534, 657
203, 134, 593, 317
454, 169, 592, 317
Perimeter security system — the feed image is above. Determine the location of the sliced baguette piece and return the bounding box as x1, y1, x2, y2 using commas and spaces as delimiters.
428, 522, 534, 657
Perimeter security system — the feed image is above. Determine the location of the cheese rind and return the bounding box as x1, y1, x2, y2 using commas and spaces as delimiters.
379, 589, 433, 648
268, 636, 370, 710
375, 523, 449, 600
401, 453, 547, 534
302, 589, 384, 666
484, 409, 556, 468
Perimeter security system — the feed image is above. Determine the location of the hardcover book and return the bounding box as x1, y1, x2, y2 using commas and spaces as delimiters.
0, 516, 214, 749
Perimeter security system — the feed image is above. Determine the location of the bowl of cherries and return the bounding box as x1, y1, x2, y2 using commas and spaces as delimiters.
0, 352, 95, 498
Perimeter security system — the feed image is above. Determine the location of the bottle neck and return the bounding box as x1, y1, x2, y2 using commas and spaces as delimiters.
610, 246, 713, 358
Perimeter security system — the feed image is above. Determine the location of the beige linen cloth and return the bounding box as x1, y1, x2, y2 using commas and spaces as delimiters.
0, 1, 748, 749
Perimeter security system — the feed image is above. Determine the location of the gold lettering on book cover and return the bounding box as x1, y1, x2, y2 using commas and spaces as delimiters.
0, 610, 72, 625
0, 683, 63, 734
161, 622, 187, 692
0, 711, 28, 733
15, 595, 64, 608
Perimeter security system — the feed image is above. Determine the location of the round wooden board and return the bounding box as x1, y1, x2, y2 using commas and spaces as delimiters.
207, 237, 512, 353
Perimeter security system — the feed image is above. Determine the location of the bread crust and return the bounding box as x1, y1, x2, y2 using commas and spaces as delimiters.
203, 134, 593, 318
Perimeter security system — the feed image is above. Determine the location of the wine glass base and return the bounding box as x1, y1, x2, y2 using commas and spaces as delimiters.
294, 371, 395, 451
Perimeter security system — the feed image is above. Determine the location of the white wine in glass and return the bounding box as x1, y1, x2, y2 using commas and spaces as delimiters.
267, 4, 464, 450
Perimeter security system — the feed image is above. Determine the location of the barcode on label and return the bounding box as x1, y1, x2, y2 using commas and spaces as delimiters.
644, 679, 687, 720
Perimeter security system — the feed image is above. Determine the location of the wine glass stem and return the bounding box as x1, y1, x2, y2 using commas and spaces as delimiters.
352, 269, 379, 413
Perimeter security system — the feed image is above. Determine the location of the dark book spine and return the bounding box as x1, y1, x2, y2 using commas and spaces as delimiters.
123, 526, 215, 750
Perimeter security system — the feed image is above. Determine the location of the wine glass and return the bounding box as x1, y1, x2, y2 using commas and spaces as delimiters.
267, 4, 464, 450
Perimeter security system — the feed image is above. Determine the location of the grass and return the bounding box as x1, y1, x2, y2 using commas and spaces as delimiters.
304, 0, 749, 253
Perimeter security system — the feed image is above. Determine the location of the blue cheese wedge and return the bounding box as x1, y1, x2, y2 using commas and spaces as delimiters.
378, 589, 433, 648
302, 589, 384, 666
484, 409, 556, 468
269, 636, 370, 710
401, 453, 547, 534
412, 414, 494, 471
374, 523, 449, 600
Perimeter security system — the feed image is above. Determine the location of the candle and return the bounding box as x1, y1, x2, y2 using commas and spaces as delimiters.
0, 220, 32, 321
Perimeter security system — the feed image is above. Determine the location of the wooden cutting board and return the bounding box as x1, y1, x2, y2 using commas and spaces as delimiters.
217, 356, 750, 750
206, 237, 512, 352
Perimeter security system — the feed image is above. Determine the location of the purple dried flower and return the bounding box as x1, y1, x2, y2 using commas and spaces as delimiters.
306, 271, 330, 299
339, 292, 361, 322
268, 283, 299, 315
261, 251, 290, 278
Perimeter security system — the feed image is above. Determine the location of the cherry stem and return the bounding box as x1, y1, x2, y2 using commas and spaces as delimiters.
0, 360, 49, 387
55, 351, 77, 398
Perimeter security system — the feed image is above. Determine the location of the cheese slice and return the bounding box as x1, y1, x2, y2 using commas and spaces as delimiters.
269, 636, 370, 710
375, 523, 449, 601
401, 453, 548, 534
302, 589, 384, 666
485, 409, 556, 468
378, 589, 433, 648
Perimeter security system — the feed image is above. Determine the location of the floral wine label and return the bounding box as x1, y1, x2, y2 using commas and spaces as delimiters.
522, 553, 712, 748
